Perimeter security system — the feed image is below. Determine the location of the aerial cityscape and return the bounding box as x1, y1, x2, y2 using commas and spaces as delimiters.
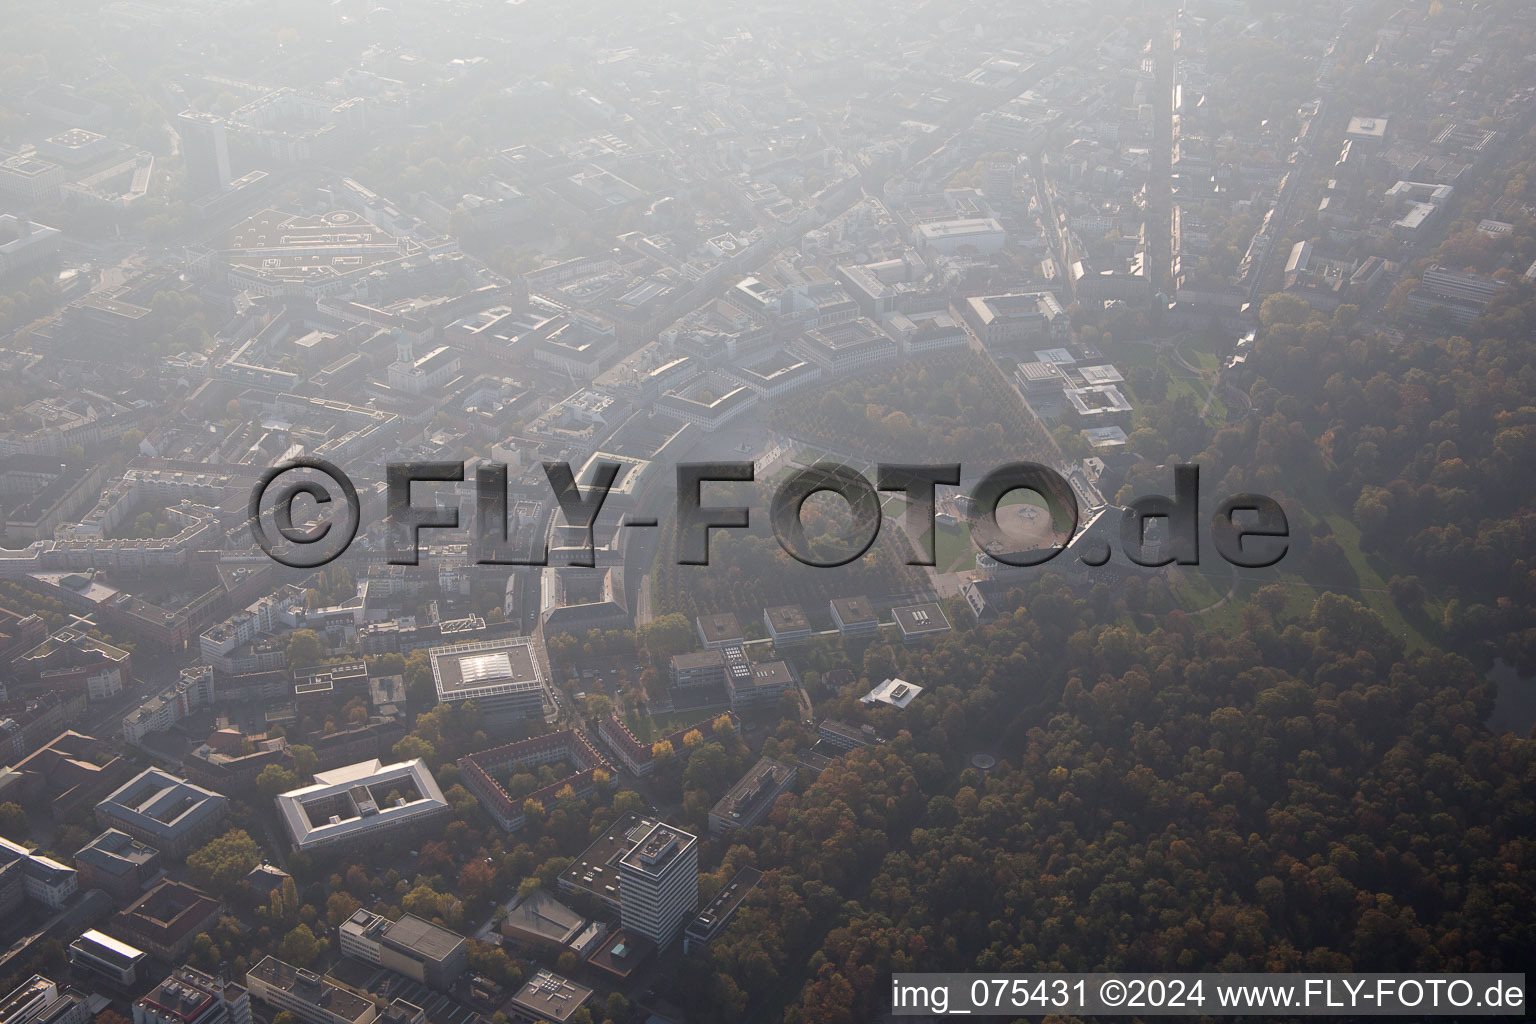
0, 0, 1532, 1021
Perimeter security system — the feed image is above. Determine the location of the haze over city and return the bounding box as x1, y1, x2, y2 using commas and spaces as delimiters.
0, 1, 1531, 1022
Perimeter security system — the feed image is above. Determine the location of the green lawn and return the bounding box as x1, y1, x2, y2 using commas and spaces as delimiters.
1171, 473, 1433, 649
1165, 370, 1206, 407
1115, 344, 1162, 370
931, 520, 979, 573
1169, 341, 1226, 420
1279, 472, 1426, 644
1175, 334, 1222, 370
1320, 511, 1430, 650
1169, 564, 1229, 612
1191, 350, 1221, 373
1117, 339, 1228, 423
1111, 336, 1430, 644
914, 492, 1050, 575
998, 489, 1048, 509
1127, 463, 1434, 646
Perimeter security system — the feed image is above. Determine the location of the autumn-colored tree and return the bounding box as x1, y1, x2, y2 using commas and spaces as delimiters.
186, 830, 260, 897
458, 858, 496, 905
256, 764, 301, 798
326, 891, 361, 928
280, 924, 320, 967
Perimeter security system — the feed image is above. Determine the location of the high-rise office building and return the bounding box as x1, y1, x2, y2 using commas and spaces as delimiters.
982, 159, 1016, 203
178, 111, 231, 195
617, 821, 699, 950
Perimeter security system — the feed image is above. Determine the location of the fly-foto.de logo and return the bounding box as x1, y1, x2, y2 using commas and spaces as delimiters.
249, 458, 1288, 572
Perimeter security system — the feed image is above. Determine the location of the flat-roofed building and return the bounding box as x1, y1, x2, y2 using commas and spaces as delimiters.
892, 602, 951, 643
0, 456, 103, 549
887, 312, 968, 356
726, 655, 796, 712
964, 292, 1069, 345
1063, 384, 1133, 429
708, 758, 796, 835
15, 629, 132, 702
669, 649, 725, 689
246, 956, 375, 1024
912, 217, 1005, 255
817, 718, 883, 752
275, 759, 449, 854
1077, 364, 1125, 387
762, 605, 811, 645
428, 636, 551, 722
179, 111, 231, 194
0, 156, 65, 205
121, 667, 218, 748
684, 866, 763, 951
0, 975, 89, 1024
560, 813, 655, 910
0, 604, 47, 664
695, 612, 744, 649
208, 207, 444, 300
67, 292, 153, 349
0, 216, 62, 280
1084, 425, 1129, 449
1345, 115, 1388, 145
532, 318, 617, 379
68, 929, 146, 986
358, 616, 489, 656
618, 820, 699, 950
583, 928, 653, 981
379, 1000, 425, 1024
337, 909, 466, 990
508, 970, 592, 1024
830, 596, 879, 634
1418, 264, 1507, 306
134, 964, 251, 1024
794, 318, 897, 376
1407, 287, 1494, 326
724, 348, 822, 399
40, 128, 114, 165
836, 256, 927, 317
291, 662, 369, 701
862, 677, 925, 709
1016, 359, 1068, 397
95, 769, 228, 858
